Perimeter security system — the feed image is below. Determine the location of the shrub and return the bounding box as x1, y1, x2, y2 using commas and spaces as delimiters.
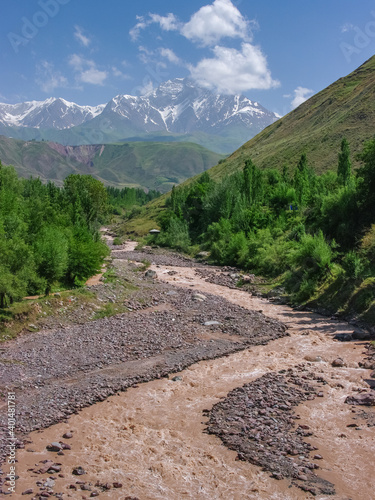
361, 224, 375, 263
158, 217, 191, 252
291, 231, 333, 275
342, 251, 365, 279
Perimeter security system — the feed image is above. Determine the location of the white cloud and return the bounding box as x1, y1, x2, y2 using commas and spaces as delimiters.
68, 54, 108, 86
189, 43, 279, 94
74, 25, 91, 47
160, 48, 181, 64
290, 86, 314, 109
181, 0, 252, 46
129, 16, 148, 41
139, 79, 155, 95
68, 53, 85, 71
149, 13, 180, 31
80, 68, 108, 85
36, 61, 68, 93
130, 13, 179, 41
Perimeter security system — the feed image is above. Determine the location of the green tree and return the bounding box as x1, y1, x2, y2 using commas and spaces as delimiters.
337, 138, 351, 186
294, 153, 310, 206
357, 137, 375, 224
34, 226, 69, 294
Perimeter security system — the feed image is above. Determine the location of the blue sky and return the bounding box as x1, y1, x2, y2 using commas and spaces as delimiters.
1, 0, 375, 115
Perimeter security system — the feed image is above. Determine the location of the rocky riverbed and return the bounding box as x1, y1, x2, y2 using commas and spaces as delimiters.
0, 237, 374, 499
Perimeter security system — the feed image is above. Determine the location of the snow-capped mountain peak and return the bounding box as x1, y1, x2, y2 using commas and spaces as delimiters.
0, 79, 278, 152
0, 97, 105, 129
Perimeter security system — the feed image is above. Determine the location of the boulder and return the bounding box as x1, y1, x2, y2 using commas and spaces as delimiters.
345, 392, 375, 406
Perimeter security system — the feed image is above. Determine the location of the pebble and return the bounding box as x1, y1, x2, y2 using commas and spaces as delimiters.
72, 466, 86, 476
46, 442, 62, 452
332, 358, 345, 367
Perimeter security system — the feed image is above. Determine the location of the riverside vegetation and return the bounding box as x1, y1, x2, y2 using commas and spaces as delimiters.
0, 164, 160, 334
145, 138, 375, 325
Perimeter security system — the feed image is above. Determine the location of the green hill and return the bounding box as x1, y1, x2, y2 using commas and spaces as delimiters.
208, 55, 375, 180
0, 137, 223, 192
123, 55, 375, 234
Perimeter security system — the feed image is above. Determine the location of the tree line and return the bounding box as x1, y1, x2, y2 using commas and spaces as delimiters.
0, 166, 163, 308
155, 138, 375, 302
0, 166, 112, 307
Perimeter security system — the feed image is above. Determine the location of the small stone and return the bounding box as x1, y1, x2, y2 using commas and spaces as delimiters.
145, 269, 157, 278
72, 466, 86, 476
46, 442, 63, 452
113, 482, 123, 488
193, 293, 206, 301
204, 321, 221, 326
313, 454, 323, 460
297, 474, 308, 481
332, 358, 345, 367
172, 376, 182, 382
304, 355, 322, 363
22, 490, 33, 496
90, 493, 99, 498
62, 432, 73, 439
271, 472, 284, 480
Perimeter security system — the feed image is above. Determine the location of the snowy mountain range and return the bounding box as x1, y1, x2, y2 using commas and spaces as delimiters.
0, 78, 279, 153
0, 97, 105, 130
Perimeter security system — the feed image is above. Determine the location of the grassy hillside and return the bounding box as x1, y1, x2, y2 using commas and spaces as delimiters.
0, 136, 223, 192
123, 55, 375, 234
208, 55, 375, 180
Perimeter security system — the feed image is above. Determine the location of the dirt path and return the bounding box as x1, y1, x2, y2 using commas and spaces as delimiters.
2, 245, 374, 499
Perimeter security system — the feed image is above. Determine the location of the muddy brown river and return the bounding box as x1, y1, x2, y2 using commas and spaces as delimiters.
3, 241, 375, 499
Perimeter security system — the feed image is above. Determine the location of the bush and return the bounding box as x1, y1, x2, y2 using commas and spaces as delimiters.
295, 277, 318, 302
158, 217, 191, 252
361, 224, 375, 263
342, 251, 365, 279
291, 231, 333, 275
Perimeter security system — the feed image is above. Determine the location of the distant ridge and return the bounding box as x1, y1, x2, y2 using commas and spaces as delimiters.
0, 135, 223, 192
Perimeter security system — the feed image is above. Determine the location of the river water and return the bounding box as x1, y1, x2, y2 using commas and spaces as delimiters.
9, 244, 375, 499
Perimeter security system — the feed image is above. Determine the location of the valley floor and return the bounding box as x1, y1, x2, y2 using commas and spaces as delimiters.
0, 232, 374, 499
